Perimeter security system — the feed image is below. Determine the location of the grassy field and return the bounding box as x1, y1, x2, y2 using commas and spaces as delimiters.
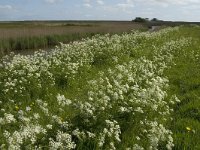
0, 21, 147, 56
0, 25, 200, 149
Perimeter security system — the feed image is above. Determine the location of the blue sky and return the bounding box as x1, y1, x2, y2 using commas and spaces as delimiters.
0, 0, 200, 21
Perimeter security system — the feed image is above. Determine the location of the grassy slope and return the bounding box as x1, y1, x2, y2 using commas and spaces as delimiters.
52, 26, 200, 149
165, 26, 200, 149
0, 26, 200, 149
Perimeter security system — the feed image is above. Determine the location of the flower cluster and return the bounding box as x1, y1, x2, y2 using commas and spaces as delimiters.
0, 26, 190, 149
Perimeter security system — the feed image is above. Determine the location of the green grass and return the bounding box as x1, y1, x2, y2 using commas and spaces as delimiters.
0, 26, 200, 149
165, 26, 200, 149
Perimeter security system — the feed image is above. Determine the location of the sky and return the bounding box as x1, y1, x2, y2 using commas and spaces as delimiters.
0, 0, 200, 22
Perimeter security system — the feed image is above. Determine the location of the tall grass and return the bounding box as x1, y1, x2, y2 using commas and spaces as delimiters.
0, 33, 96, 56
0, 21, 147, 57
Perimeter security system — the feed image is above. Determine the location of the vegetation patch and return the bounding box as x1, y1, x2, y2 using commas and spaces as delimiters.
0, 26, 200, 149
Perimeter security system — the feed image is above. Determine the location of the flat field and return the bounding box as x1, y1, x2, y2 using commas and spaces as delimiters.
0, 21, 147, 56
0, 25, 200, 149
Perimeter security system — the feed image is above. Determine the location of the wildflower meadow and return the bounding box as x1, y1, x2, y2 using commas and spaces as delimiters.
0, 25, 200, 149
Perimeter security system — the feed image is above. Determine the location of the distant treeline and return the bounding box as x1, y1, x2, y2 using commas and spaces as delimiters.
132, 17, 161, 23
132, 17, 200, 27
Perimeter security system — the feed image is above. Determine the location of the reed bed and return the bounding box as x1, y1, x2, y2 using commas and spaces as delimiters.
0, 21, 146, 56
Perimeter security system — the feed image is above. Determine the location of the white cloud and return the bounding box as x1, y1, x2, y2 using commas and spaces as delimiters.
44, 0, 62, 4
83, 0, 91, 3
117, 3, 134, 9
182, 4, 200, 10
0, 5, 16, 21
83, 3, 92, 8
137, 0, 200, 6
97, 0, 104, 5
85, 14, 93, 18
0, 5, 13, 10
83, 0, 92, 8
116, 0, 134, 13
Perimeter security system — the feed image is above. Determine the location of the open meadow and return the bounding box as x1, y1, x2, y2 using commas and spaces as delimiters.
0, 25, 200, 149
